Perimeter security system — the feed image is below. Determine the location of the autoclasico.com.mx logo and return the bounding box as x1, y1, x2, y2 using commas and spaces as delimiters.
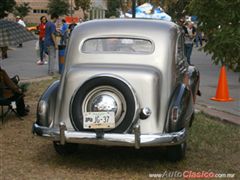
149, 171, 235, 179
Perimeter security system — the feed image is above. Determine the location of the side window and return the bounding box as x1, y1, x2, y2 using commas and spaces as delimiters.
176, 35, 184, 62
175, 34, 187, 83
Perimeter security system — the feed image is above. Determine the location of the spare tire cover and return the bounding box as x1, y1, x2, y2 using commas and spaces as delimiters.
71, 76, 136, 133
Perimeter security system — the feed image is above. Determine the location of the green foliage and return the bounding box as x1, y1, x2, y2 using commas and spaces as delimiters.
189, 0, 240, 72
160, 0, 191, 20
13, 2, 31, 18
74, 0, 91, 11
0, 0, 16, 18
47, 0, 70, 16
26, 23, 38, 27
74, 0, 91, 20
106, 0, 121, 18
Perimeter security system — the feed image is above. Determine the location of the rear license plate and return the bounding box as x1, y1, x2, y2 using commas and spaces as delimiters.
83, 112, 115, 129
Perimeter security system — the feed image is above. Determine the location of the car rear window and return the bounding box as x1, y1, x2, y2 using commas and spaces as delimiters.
82, 38, 154, 54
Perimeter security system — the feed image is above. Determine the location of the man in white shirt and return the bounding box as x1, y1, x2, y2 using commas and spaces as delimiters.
76, 18, 83, 26
16, 16, 26, 47
183, 21, 196, 65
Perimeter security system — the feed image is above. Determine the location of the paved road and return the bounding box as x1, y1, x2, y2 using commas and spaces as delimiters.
1, 40, 57, 79
1, 40, 240, 121
191, 48, 240, 117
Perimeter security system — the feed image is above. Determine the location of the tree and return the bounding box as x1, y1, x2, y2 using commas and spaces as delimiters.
189, 0, 240, 72
13, 2, 31, 18
119, 0, 140, 18
153, 0, 192, 20
0, 0, 16, 19
106, 0, 121, 18
74, 0, 91, 20
48, 0, 70, 16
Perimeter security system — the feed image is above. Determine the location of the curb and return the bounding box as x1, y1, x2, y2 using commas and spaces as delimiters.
21, 76, 52, 83
21, 75, 60, 83
196, 104, 240, 126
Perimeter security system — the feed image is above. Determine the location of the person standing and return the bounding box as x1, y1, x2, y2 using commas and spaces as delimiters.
194, 23, 203, 48
1, 47, 8, 59
37, 16, 48, 65
68, 21, 77, 37
16, 16, 26, 47
60, 19, 68, 45
77, 17, 83, 26
183, 21, 196, 65
45, 14, 58, 76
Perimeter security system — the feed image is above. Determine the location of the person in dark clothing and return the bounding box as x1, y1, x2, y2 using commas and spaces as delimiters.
60, 19, 68, 45
0, 67, 29, 116
1, 46, 8, 59
68, 22, 77, 36
44, 14, 58, 76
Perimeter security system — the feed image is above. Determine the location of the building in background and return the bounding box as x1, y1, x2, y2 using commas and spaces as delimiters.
11, 0, 107, 24
90, 0, 108, 20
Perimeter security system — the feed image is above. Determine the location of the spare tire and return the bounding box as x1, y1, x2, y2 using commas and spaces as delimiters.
71, 76, 137, 133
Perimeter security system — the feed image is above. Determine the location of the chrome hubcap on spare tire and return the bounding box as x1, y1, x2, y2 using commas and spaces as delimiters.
82, 86, 127, 128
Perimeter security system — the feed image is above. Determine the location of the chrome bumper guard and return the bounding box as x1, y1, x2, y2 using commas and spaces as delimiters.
32, 122, 187, 149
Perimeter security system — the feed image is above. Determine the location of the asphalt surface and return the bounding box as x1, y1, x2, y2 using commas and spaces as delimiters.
191, 47, 240, 125
1, 40, 240, 125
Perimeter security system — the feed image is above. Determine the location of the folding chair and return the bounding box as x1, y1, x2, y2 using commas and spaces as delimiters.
0, 96, 23, 124
0, 73, 24, 123
0, 86, 24, 124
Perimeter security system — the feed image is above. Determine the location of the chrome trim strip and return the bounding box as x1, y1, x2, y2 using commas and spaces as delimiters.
33, 123, 186, 148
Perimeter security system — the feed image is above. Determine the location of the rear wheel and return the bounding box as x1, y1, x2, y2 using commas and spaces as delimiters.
53, 141, 78, 155
166, 142, 186, 162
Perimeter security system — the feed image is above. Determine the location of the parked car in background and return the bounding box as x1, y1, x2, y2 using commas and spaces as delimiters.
32, 19, 200, 161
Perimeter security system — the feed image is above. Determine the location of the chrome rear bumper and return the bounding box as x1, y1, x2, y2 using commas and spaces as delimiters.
32, 122, 187, 149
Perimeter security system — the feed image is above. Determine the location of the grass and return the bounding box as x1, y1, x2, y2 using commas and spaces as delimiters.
188, 114, 239, 173
1, 78, 239, 180
26, 23, 38, 27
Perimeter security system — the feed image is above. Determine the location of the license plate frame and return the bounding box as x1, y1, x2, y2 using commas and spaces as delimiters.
83, 112, 115, 129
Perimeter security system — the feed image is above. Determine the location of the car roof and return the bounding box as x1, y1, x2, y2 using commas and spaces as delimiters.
72, 18, 179, 40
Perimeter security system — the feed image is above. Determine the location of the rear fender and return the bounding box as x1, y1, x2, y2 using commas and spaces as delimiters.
36, 80, 60, 127
188, 66, 200, 103
165, 83, 193, 132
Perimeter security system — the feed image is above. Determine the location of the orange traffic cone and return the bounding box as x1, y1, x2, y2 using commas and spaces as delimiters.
211, 66, 233, 102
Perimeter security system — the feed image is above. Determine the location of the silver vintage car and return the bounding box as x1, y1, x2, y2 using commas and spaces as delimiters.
33, 19, 200, 161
